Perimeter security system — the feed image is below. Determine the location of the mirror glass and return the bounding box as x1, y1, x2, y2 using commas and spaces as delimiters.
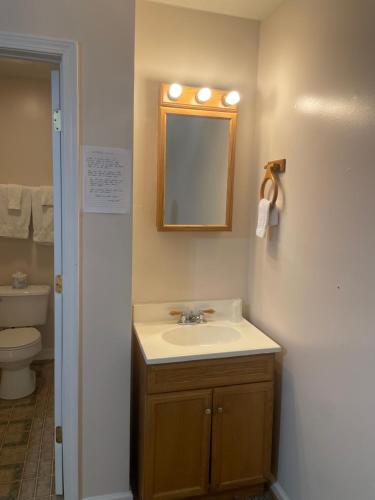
164, 114, 230, 226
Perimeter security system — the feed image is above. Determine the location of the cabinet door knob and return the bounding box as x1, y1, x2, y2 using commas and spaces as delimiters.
204, 408, 212, 415
217, 407, 223, 414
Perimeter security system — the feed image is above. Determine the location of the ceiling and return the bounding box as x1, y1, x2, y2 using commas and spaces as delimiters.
147, 0, 284, 20
0, 58, 57, 80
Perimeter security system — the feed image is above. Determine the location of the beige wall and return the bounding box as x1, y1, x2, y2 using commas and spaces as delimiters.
0, 74, 54, 350
0, 1, 135, 498
250, 0, 375, 498
133, 0, 259, 305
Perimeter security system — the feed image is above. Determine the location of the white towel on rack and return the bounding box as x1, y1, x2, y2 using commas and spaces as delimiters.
7, 184, 23, 210
0, 184, 31, 239
269, 205, 279, 227
256, 198, 271, 238
31, 187, 54, 245
40, 186, 53, 206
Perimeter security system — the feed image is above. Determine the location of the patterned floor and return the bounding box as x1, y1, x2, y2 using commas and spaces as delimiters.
0, 361, 60, 499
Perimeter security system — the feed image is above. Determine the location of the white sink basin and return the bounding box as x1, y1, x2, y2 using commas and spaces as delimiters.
133, 298, 282, 364
162, 325, 242, 347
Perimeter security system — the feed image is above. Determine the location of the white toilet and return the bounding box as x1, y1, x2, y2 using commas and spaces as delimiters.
0, 285, 50, 399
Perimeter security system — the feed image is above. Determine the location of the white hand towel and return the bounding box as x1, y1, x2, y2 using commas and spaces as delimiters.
269, 205, 279, 227
7, 184, 23, 210
0, 184, 31, 239
256, 198, 271, 238
40, 186, 53, 206
31, 187, 54, 245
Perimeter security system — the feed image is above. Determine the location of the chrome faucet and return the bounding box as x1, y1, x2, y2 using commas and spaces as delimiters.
177, 310, 207, 325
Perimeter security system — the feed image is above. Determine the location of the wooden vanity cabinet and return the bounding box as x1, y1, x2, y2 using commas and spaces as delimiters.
132, 339, 275, 500
143, 389, 212, 500
210, 383, 273, 492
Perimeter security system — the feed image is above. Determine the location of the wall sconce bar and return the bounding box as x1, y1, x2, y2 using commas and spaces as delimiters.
161, 83, 239, 112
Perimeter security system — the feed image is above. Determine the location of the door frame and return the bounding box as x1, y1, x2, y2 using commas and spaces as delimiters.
0, 32, 79, 500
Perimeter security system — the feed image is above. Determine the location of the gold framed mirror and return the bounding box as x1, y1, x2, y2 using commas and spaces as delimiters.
157, 83, 238, 231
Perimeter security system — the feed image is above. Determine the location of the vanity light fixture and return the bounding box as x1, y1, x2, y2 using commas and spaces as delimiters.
196, 87, 212, 103
168, 83, 183, 100
224, 90, 240, 106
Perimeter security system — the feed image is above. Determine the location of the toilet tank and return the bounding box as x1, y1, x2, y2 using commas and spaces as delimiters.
0, 285, 51, 328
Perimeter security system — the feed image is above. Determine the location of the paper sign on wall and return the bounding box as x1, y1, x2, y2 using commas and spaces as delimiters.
82, 146, 132, 214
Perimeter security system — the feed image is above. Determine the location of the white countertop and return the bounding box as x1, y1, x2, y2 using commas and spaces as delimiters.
133, 299, 281, 365
134, 318, 281, 365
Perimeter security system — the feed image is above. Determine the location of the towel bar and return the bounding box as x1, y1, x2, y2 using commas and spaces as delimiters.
259, 159, 286, 207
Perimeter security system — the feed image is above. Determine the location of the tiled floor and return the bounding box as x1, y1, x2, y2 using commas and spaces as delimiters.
0, 361, 61, 499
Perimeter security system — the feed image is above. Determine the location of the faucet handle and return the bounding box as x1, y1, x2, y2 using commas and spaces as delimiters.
169, 309, 184, 316
170, 309, 189, 324
202, 308, 216, 315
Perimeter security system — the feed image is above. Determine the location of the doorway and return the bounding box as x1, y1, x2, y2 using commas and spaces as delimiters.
0, 33, 79, 500
0, 56, 61, 497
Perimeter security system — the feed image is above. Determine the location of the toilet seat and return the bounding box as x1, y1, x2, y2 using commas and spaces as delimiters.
0, 327, 41, 350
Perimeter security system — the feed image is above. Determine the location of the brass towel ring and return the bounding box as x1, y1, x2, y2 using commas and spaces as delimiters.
259, 159, 286, 207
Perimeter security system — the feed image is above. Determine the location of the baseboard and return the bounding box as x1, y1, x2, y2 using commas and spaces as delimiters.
35, 348, 54, 360
271, 481, 291, 500
83, 491, 133, 500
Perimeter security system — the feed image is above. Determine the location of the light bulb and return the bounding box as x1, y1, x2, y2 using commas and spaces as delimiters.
196, 87, 212, 103
168, 83, 183, 100
224, 90, 240, 106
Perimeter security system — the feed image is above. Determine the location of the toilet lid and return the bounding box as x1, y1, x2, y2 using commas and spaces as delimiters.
0, 327, 41, 350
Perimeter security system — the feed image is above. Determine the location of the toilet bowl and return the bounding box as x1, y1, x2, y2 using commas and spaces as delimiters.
0, 328, 42, 399
0, 285, 50, 399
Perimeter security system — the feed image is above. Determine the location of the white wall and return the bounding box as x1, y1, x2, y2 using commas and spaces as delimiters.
133, 0, 259, 305
0, 2, 134, 498
250, 1, 375, 499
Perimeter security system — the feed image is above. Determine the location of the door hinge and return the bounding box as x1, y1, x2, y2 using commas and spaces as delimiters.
55, 274, 63, 294
55, 426, 63, 444
53, 109, 62, 132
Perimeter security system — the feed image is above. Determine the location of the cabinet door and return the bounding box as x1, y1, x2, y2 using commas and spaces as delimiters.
211, 382, 273, 491
144, 389, 212, 500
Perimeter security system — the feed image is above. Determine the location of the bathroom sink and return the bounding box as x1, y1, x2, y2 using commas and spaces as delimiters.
133, 298, 282, 364
162, 325, 241, 346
